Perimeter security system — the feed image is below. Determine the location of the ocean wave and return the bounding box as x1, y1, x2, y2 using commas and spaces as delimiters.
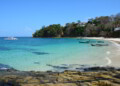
111, 41, 120, 49
0, 63, 13, 70
105, 57, 112, 65
106, 51, 111, 55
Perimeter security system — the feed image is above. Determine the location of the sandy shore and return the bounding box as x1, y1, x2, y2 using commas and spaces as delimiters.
104, 38, 120, 68
83, 37, 120, 68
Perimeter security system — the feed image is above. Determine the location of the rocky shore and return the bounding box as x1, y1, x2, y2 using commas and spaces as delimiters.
0, 67, 120, 86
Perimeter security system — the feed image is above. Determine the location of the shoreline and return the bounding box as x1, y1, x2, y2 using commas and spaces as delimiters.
0, 37, 120, 85
82, 37, 120, 68
1, 37, 120, 71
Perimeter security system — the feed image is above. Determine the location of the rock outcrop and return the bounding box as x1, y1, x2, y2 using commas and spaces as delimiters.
0, 67, 120, 86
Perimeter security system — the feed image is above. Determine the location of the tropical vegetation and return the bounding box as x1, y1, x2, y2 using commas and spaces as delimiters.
33, 13, 120, 38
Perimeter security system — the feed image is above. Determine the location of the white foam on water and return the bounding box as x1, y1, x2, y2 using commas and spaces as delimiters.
106, 51, 111, 55
105, 57, 112, 65
0, 67, 8, 70
110, 41, 120, 49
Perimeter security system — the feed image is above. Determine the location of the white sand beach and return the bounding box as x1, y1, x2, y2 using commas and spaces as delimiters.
83, 37, 120, 67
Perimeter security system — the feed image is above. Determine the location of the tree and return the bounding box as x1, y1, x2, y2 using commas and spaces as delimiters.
33, 24, 63, 37
33, 13, 120, 38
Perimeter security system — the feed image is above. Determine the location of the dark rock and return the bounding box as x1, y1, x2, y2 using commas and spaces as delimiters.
47, 64, 69, 70
97, 41, 104, 43
84, 66, 115, 71
0, 63, 13, 70
91, 44, 109, 47
32, 52, 49, 55
79, 40, 90, 43
114, 74, 120, 79
0, 63, 17, 73
34, 62, 40, 64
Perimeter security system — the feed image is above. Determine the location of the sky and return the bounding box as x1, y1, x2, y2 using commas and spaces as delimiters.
0, 0, 120, 37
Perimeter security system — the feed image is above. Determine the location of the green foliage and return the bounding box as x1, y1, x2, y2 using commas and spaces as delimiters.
63, 23, 84, 37
33, 13, 120, 38
33, 24, 63, 37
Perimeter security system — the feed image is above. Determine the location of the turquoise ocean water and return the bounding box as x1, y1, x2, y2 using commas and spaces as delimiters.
0, 37, 113, 71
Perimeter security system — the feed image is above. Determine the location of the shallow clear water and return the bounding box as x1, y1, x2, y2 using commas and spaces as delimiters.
0, 37, 113, 71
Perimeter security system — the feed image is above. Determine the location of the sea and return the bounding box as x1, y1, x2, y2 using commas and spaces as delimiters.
0, 37, 117, 71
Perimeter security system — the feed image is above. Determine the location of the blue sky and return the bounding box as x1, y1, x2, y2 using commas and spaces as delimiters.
0, 0, 120, 37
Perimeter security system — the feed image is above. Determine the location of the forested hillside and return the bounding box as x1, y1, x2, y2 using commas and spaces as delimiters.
33, 13, 120, 38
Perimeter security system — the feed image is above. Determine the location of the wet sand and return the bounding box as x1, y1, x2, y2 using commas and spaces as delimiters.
83, 37, 120, 68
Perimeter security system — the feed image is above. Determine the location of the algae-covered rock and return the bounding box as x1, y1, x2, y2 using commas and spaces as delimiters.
97, 81, 113, 86
0, 67, 120, 86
